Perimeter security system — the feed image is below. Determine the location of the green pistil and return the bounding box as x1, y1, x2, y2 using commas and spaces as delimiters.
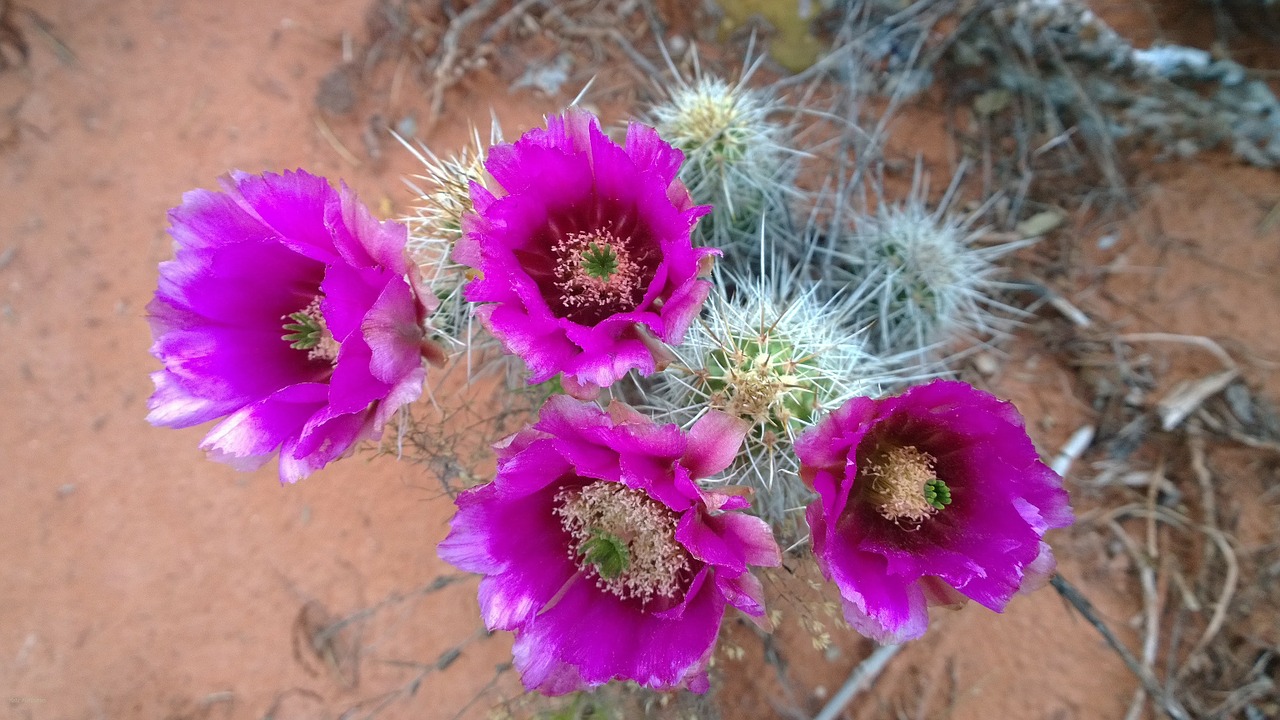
281, 311, 324, 350
580, 243, 620, 282
578, 530, 630, 580
924, 478, 952, 510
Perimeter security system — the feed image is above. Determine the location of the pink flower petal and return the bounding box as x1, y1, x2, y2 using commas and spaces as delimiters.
147, 170, 437, 482
682, 410, 749, 478
800, 380, 1073, 641
438, 396, 780, 694
455, 110, 712, 394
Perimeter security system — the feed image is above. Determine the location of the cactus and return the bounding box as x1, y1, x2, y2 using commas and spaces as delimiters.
648, 74, 800, 262
817, 171, 1027, 364
398, 125, 502, 345
648, 259, 898, 544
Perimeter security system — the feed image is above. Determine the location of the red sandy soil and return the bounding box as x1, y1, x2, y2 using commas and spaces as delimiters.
2, 1, 1276, 719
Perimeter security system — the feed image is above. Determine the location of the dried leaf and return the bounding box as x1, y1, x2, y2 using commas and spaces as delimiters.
1016, 210, 1066, 238
1156, 369, 1240, 431
972, 88, 1013, 116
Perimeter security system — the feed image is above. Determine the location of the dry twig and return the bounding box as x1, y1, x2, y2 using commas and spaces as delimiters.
812, 643, 904, 720
1050, 574, 1194, 720
425, 0, 503, 127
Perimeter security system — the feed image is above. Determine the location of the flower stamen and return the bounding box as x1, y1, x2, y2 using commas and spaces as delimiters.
555, 481, 689, 604
863, 445, 946, 524
281, 297, 339, 363
553, 230, 645, 314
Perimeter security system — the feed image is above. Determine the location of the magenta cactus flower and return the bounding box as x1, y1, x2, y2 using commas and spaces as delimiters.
797, 380, 1072, 643
454, 109, 714, 397
147, 170, 445, 483
438, 395, 781, 694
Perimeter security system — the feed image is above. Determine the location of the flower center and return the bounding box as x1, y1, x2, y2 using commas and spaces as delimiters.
554, 481, 690, 604
863, 445, 949, 523
580, 242, 620, 281
281, 297, 339, 363
552, 229, 645, 316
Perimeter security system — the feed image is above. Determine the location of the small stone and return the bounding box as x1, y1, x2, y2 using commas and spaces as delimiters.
316, 63, 358, 117
395, 115, 416, 138
973, 352, 999, 377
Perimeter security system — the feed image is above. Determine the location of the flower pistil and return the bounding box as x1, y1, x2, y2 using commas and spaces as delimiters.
924, 478, 952, 510
578, 531, 630, 580
281, 297, 339, 363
